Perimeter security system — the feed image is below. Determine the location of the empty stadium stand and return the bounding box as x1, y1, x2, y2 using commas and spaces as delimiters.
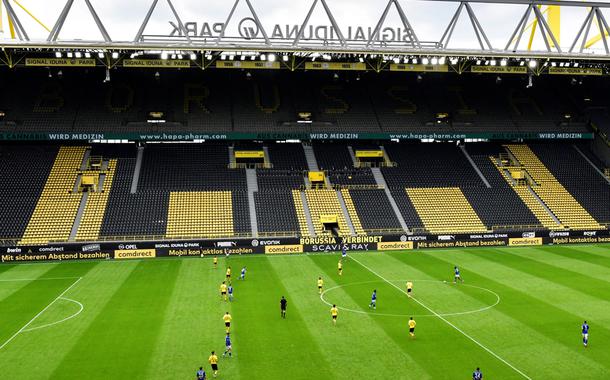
0, 144, 59, 240
406, 187, 488, 234
505, 144, 604, 230
0, 69, 594, 134
0, 140, 607, 244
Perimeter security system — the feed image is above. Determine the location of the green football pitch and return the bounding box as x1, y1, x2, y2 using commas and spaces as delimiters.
1, 244, 609, 379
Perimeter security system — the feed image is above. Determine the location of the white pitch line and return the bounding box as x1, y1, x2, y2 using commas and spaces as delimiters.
348, 254, 532, 380
0, 277, 82, 351
22, 297, 84, 332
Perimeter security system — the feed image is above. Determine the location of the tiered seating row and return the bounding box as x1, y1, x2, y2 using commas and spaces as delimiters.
406, 187, 488, 234
166, 191, 234, 238
19, 146, 88, 245
304, 189, 350, 236
506, 144, 604, 230
75, 160, 118, 241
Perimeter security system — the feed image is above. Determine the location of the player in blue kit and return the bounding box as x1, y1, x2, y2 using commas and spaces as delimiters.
227, 284, 234, 302
196, 366, 206, 380
239, 266, 246, 280
342, 246, 347, 259
453, 266, 463, 283
582, 321, 589, 347
369, 289, 377, 310
223, 333, 233, 357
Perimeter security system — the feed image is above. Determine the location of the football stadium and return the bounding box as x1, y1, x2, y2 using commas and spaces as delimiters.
1, 0, 610, 378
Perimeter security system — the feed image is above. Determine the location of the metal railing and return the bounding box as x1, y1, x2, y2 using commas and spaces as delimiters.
491, 224, 546, 231
332, 184, 384, 190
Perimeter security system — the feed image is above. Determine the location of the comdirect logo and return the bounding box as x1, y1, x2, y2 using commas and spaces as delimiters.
238, 17, 259, 40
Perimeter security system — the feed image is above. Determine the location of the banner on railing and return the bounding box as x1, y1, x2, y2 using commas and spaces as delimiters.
0, 131, 594, 142
1, 229, 608, 263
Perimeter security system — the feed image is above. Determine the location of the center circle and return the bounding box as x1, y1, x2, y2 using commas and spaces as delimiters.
320, 280, 500, 318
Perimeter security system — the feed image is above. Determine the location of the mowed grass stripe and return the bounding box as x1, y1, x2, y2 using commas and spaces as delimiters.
268, 254, 431, 380
146, 259, 241, 379
347, 252, 531, 379
468, 248, 610, 320
516, 247, 610, 283
545, 245, 610, 270
50, 260, 181, 379
0, 262, 96, 347
393, 250, 608, 378
312, 253, 513, 379
0, 263, 59, 303
0, 261, 139, 378
422, 249, 610, 377
228, 256, 334, 380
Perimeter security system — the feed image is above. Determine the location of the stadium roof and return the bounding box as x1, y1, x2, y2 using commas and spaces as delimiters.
3, 0, 610, 72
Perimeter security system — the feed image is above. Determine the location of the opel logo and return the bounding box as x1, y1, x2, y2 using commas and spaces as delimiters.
238, 17, 259, 40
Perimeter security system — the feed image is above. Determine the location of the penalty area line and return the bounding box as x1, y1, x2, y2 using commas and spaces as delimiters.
0, 277, 82, 351
348, 255, 532, 380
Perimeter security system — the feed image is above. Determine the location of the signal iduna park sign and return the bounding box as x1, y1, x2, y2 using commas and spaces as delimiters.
170, 19, 415, 43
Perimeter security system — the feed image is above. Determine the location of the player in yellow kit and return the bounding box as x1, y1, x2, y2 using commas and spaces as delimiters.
208, 351, 219, 377
226, 266, 232, 280
213, 256, 218, 268
317, 277, 324, 294
220, 281, 228, 301
406, 281, 413, 298
223, 312, 232, 333
331, 304, 339, 326
338, 260, 343, 276
408, 317, 416, 338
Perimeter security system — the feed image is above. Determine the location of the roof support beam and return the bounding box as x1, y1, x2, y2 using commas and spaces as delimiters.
47, 0, 111, 42
216, 0, 270, 45
2, 0, 29, 41
439, 2, 491, 50
134, 0, 191, 44
293, 0, 346, 47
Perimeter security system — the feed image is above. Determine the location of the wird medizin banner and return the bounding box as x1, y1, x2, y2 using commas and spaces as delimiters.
0, 131, 595, 142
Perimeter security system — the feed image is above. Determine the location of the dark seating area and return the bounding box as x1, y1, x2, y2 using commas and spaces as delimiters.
254, 191, 300, 234
348, 189, 402, 231
0, 68, 595, 134
100, 158, 169, 237
0, 144, 58, 238
529, 143, 610, 223
463, 143, 541, 228
382, 142, 483, 188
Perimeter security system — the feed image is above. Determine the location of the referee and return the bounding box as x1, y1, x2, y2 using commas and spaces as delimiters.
280, 296, 287, 319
